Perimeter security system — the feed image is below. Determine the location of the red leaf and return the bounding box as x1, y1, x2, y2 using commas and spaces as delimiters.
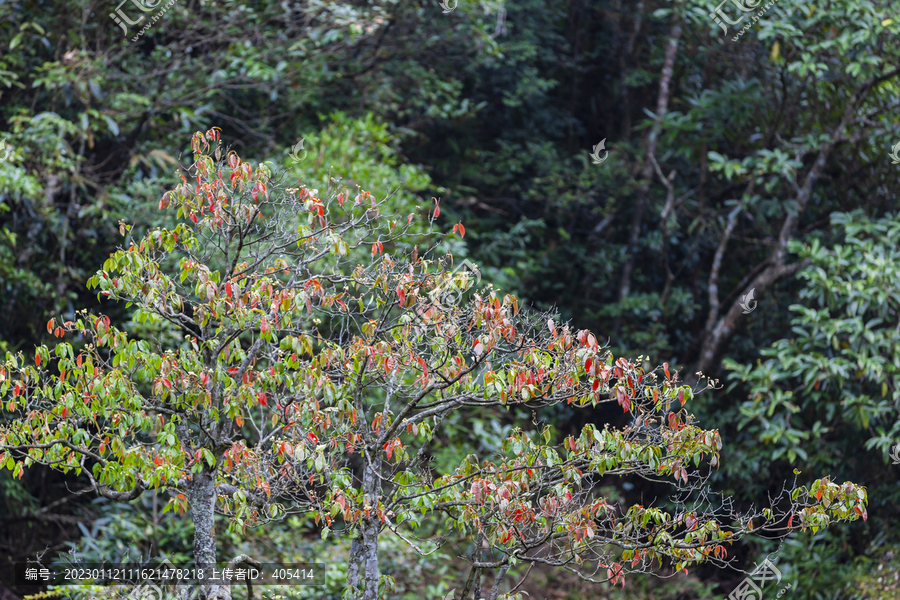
61, 407, 67, 418
585, 358, 593, 372
258, 392, 267, 406
433, 205, 440, 219
384, 443, 393, 460
663, 362, 670, 379
788, 514, 794, 529
458, 223, 465, 237
47, 319, 54, 334
307, 432, 319, 444
686, 513, 697, 530
35, 353, 41, 366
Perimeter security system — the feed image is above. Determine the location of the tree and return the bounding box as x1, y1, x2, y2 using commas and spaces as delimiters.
0, 130, 867, 600
726, 210, 900, 465
722, 210, 900, 598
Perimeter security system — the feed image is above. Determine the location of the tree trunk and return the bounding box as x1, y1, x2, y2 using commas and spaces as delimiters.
189, 467, 224, 599
614, 12, 682, 331
360, 456, 382, 600
346, 535, 364, 598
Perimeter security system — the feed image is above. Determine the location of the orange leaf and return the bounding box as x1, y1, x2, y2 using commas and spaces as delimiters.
47, 319, 54, 334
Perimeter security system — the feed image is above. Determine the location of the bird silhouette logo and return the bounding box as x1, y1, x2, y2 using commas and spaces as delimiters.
890, 443, 900, 465
889, 141, 900, 165
0, 139, 11, 162
439, 0, 458, 13
289, 139, 307, 163
590, 139, 609, 164
740, 288, 757, 314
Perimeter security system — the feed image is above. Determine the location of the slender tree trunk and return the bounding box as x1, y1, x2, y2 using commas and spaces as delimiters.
614, 11, 682, 331
189, 467, 224, 600
360, 455, 382, 600
346, 535, 364, 598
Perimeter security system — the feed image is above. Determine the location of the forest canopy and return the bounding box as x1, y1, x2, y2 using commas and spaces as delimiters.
0, 1, 899, 599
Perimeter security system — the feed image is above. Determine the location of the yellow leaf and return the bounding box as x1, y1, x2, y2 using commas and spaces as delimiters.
882, 19, 893, 27
882, 382, 888, 397
770, 41, 781, 61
